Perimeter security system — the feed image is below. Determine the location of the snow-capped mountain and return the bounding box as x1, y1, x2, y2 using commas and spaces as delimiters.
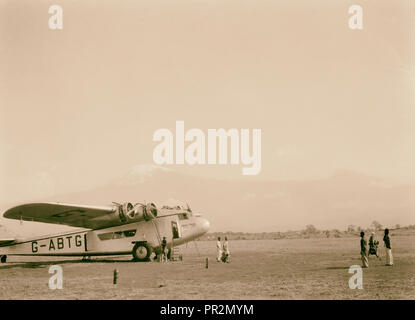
1, 165, 414, 234
113, 164, 173, 186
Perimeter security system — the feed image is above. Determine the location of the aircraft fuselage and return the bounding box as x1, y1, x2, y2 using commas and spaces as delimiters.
0, 213, 209, 259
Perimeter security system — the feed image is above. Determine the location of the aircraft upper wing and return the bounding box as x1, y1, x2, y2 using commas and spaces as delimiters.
3, 202, 118, 229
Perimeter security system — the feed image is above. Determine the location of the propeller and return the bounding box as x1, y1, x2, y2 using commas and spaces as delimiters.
186, 203, 192, 213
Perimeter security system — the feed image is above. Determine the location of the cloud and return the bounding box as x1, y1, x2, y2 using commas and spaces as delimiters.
31, 171, 56, 198
264, 191, 288, 199
274, 147, 302, 158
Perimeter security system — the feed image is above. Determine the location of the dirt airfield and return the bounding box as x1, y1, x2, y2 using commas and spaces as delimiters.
0, 235, 414, 300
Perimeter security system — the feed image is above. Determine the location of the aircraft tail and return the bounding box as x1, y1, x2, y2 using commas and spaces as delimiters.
0, 224, 16, 246
0, 239, 15, 246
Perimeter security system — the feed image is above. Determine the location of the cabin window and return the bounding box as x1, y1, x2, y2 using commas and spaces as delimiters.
97, 233, 113, 241
113, 231, 123, 239
123, 230, 136, 237
98, 229, 137, 241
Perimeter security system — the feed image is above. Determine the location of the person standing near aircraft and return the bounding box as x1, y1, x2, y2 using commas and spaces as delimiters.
360, 231, 369, 268
161, 237, 167, 262
223, 236, 230, 263
383, 229, 393, 266
216, 237, 222, 262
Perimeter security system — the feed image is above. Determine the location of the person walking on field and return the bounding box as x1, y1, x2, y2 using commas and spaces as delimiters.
216, 237, 222, 262
383, 228, 393, 266
360, 231, 369, 268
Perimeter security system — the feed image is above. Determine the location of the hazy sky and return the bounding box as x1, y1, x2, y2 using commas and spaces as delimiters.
1, 0, 414, 209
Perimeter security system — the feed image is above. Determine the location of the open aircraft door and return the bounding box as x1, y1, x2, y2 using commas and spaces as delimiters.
171, 220, 180, 239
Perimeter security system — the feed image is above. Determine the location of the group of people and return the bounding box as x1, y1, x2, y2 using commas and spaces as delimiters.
216, 236, 230, 263
360, 228, 393, 268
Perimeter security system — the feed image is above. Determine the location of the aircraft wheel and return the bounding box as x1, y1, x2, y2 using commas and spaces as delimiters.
132, 242, 152, 262
1, 255, 7, 263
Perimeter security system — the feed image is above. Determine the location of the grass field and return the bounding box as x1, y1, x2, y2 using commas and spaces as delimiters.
0, 234, 414, 299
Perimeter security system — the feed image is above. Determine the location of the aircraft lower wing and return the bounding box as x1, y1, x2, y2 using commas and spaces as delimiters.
3, 202, 118, 229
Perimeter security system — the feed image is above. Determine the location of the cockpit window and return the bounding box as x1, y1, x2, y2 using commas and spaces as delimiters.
162, 205, 183, 210
178, 213, 189, 220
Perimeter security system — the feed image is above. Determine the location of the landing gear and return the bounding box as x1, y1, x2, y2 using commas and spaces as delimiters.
1, 255, 7, 263
132, 242, 152, 262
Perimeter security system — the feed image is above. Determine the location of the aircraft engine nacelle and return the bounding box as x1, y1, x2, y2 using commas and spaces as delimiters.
144, 203, 158, 220
114, 202, 157, 223
116, 202, 134, 222
124, 202, 158, 222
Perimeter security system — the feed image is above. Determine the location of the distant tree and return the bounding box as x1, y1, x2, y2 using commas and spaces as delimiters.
357, 226, 362, 232
305, 224, 317, 234
371, 221, 383, 231
324, 230, 330, 238
395, 224, 401, 229
347, 225, 355, 233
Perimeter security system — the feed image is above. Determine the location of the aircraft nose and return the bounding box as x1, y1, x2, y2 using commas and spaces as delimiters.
200, 218, 210, 234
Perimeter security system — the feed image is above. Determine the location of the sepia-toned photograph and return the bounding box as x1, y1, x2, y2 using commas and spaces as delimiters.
0, 0, 414, 304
